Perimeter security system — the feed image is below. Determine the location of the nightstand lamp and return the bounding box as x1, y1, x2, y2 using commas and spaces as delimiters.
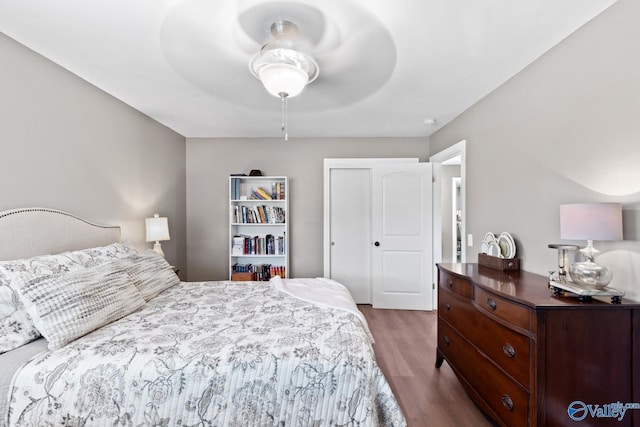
145, 213, 170, 257
560, 203, 622, 288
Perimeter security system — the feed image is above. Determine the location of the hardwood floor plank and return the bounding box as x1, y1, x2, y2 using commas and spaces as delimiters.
359, 305, 495, 427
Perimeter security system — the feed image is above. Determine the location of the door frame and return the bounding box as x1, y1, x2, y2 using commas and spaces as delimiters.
430, 140, 467, 275
323, 158, 419, 280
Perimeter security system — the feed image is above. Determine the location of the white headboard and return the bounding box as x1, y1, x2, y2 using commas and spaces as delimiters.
0, 208, 121, 261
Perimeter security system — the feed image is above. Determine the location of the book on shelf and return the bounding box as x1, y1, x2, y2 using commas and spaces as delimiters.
230, 234, 285, 255
231, 235, 246, 255
232, 263, 285, 281
230, 177, 241, 200
233, 205, 285, 224
270, 181, 285, 200
270, 265, 286, 279
252, 187, 272, 200
257, 205, 266, 223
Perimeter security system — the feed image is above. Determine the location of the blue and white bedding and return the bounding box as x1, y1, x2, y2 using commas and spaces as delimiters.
4, 278, 405, 426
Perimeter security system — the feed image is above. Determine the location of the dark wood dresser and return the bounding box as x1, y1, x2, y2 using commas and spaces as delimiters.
436, 263, 640, 427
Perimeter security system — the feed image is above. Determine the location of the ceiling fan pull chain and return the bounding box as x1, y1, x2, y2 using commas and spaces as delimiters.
280, 92, 288, 141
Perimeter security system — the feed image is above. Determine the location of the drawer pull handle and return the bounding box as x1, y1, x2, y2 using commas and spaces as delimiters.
502, 394, 514, 411
503, 343, 516, 358
447, 278, 453, 288
487, 298, 497, 311
444, 302, 451, 311
443, 336, 450, 347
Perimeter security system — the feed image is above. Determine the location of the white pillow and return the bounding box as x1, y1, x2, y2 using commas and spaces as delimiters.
0, 253, 82, 353
65, 241, 138, 267
119, 250, 180, 301
13, 262, 145, 350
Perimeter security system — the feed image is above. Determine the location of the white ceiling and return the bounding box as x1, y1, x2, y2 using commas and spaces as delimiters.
0, 0, 617, 139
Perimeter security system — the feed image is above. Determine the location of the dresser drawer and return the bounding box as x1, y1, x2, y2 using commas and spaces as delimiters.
473, 312, 531, 388
474, 286, 531, 332
438, 321, 529, 427
440, 287, 531, 387
438, 286, 478, 338
439, 270, 473, 299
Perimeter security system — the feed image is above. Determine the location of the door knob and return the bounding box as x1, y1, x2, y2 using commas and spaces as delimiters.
374, 241, 380, 246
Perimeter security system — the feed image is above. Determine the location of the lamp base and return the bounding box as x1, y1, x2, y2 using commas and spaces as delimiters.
569, 260, 612, 289
152, 241, 165, 258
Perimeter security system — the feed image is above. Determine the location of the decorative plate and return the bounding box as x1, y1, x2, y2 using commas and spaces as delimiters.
483, 232, 496, 244
487, 241, 501, 258
498, 232, 516, 258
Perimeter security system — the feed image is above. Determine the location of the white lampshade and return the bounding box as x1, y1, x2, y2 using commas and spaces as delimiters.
560, 203, 622, 241
560, 203, 622, 288
145, 214, 170, 242
258, 63, 309, 98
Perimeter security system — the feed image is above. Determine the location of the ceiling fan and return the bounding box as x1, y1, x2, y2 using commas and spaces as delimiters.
249, 20, 319, 140
159, 0, 396, 137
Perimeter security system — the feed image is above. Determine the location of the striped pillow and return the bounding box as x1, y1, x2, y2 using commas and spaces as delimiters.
0, 253, 82, 353
119, 250, 180, 301
12, 262, 145, 350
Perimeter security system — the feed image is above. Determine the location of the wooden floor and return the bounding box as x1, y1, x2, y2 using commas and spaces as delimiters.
359, 305, 495, 427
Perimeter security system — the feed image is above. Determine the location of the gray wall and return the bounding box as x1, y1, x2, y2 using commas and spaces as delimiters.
430, 0, 640, 299
0, 33, 188, 274
186, 138, 429, 281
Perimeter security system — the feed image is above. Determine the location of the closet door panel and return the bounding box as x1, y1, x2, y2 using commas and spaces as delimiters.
328, 168, 372, 304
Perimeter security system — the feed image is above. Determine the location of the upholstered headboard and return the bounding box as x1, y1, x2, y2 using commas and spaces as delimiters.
0, 208, 121, 261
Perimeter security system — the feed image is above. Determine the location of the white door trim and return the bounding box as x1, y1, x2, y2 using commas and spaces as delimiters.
430, 140, 467, 264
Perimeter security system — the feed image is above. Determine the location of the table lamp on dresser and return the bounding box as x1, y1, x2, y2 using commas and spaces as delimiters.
560, 202, 622, 288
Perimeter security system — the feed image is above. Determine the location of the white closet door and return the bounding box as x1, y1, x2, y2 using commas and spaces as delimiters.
328, 168, 372, 303
371, 163, 433, 310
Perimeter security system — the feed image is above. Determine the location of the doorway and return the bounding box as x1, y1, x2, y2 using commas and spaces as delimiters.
430, 140, 467, 272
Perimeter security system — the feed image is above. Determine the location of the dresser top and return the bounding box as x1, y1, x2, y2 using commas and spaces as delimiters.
437, 263, 640, 309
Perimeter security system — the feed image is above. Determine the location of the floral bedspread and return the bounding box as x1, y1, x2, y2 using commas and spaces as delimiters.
6, 281, 406, 426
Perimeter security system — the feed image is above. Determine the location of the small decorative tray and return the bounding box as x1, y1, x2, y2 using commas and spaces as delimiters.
478, 253, 520, 271
549, 280, 625, 304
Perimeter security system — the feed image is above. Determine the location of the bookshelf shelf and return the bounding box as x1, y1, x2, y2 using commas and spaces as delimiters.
229, 176, 288, 281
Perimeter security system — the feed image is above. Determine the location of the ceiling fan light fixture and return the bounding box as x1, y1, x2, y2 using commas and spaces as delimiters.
258, 63, 309, 98
250, 46, 318, 92
249, 20, 319, 140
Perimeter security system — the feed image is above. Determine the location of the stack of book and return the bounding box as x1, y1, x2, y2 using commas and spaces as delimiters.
251, 187, 273, 200
272, 181, 285, 200
269, 265, 286, 278
230, 177, 241, 200
232, 263, 286, 281
231, 234, 285, 255
232, 205, 285, 224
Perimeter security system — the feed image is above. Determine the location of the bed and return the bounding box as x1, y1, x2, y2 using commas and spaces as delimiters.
0, 208, 406, 427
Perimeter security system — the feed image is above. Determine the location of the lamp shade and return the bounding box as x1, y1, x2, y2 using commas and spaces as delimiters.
258, 63, 309, 98
560, 203, 622, 241
145, 214, 170, 242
